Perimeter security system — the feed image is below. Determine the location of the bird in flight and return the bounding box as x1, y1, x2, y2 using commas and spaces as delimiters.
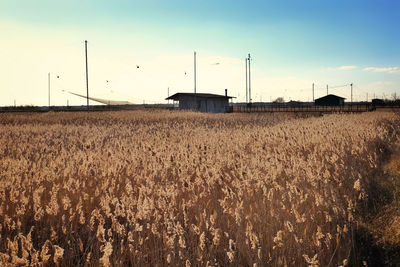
136, 65, 140, 69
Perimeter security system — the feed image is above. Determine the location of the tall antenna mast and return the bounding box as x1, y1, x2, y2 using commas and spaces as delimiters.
350, 83, 353, 104
48, 73, 51, 107
194, 51, 197, 94
312, 83, 314, 101
248, 53, 251, 103
85, 40, 89, 109
245, 57, 248, 103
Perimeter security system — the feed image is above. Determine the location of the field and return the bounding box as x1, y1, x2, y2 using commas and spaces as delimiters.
0, 110, 399, 266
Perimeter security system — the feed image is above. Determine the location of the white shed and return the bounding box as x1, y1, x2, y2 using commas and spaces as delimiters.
166, 91, 234, 113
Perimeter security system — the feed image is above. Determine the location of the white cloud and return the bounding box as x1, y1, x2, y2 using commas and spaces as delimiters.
338, 65, 357, 70
363, 66, 400, 74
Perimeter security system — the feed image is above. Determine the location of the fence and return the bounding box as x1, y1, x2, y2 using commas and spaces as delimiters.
232, 104, 374, 113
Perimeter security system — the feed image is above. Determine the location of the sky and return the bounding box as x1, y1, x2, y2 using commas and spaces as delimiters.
0, 0, 399, 106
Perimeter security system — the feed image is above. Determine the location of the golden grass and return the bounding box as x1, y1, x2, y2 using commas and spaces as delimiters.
0, 110, 399, 266
388, 157, 400, 175
368, 152, 400, 250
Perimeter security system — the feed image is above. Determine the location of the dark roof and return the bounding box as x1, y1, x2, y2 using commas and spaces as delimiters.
315, 94, 346, 101
166, 92, 235, 100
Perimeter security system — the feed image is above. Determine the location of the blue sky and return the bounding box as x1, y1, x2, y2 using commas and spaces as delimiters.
1, 0, 399, 105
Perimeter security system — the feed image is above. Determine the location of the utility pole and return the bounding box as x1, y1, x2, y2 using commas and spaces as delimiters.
326, 84, 328, 95
350, 83, 353, 104
312, 83, 314, 101
194, 51, 197, 95
194, 51, 197, 110
248, 53, 251, 103
48, 73, 51, 107
245, 57, 248, 103
85, 40, 89, 109
168, 87, 170, 104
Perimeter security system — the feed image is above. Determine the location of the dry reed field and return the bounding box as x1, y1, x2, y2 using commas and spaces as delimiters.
0, 110, 399, 266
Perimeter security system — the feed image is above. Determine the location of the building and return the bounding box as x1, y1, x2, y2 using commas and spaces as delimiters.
315, 94, 345, 106
372, 98, 385, 106
166, 90, 234, 113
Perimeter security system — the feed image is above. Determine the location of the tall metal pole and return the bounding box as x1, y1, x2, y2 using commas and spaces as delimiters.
168, 87, 170, 104
48, 73, 50, 107
312, 83, 314, 102
194, 51, 197, 111
248, 53, 251, 103
194, 51, 197, 94
326, 84, 328, 95
350, 83, 353, 104
245, 57, 248, 103
85, 40, 89, 109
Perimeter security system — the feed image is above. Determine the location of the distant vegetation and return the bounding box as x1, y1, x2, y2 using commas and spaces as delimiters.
0, 111, 399, 266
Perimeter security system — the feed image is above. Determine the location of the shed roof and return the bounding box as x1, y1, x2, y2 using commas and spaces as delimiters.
166, 92, 234, 100
315, 94, 346, 101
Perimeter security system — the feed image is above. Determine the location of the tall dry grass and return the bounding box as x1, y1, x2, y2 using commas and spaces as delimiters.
0, 110, 399, 266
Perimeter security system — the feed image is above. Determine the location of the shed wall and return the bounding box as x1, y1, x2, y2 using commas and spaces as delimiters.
315, 97, 344, 106
178, 96, 229, 113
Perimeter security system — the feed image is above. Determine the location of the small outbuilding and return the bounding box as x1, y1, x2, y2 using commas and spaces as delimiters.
372, 98, 385, 106
166, 90, 234, 113
315, 94, 345, 106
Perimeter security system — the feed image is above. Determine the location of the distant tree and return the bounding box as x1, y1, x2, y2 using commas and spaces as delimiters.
273, 97, 285, 103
